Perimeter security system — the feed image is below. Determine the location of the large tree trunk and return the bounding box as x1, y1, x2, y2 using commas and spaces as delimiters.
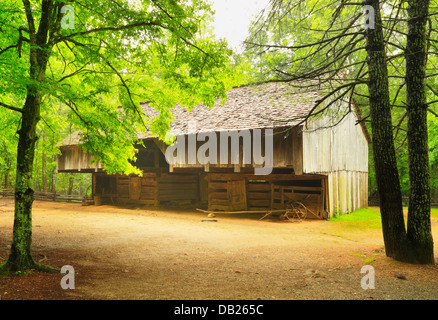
405, 0, 434, 264
364, 0, 414, 262
0, 0, 57, 273
5, 92, 41, 271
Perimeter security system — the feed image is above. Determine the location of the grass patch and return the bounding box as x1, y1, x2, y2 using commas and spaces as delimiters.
350, 252, 378, 264
431, 208, 438, 219
329, 206, 438, 231
328, 208, 382, 230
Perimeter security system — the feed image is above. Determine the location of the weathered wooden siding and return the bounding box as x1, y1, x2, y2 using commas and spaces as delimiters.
302, 110, 369, 216
157, 174, 199, 202
58, 127, 304, 174
58, 140, 167, 173
93, 173, 157, 205
162, 127, 302, 173
326, 171, 368, 217
57, 145, 103, 172
93, 172, 199, 206
302, 112, 369, 173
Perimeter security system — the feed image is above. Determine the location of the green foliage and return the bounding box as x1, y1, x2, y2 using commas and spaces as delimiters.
245, 0, 367, 83
0, 0, 245, 190
0, 108, 19, 187
244, 0, 438, 198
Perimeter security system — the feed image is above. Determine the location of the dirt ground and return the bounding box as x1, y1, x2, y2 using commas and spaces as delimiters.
0, 198, 437, 301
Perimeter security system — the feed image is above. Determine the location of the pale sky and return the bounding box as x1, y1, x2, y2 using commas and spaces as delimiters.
210, 0, 270, 52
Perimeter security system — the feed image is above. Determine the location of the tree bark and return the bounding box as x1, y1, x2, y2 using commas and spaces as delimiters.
51, 155, 57, 194
4, 164, 9, 190
364, 0, 414, 262
4, 173, 9, 190
3, 144, 10, 190
34, 138, 39, 191
68, 175, 74, 202
6, 92, 41, 271
405, 0, 434, 264
68, 175, 74, 195
42, 133, 47, 193
1, 0, 57, 273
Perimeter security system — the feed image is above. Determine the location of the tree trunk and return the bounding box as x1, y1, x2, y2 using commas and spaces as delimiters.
68, 175, 74, 202
1, 0, 57, 273
3, 144, 9, 190
4, 161, 9, 190
405, 0, 434, 264
364, 0, 414, 262
51, 156, 57, 193
4, 173, 9, 190
42, 133, 47, 193
34, 139, 39, 191
4, 93, 41, 271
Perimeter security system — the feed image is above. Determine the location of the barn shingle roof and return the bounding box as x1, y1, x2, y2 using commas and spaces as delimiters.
60, 82, 320, 146
139, 81, 319, 137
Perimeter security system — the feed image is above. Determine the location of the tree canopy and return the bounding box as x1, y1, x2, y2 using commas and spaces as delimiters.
244, 0, 438, 198
0, 0, 245, 176
244, 0, 437, 263
0, 0, 246, 272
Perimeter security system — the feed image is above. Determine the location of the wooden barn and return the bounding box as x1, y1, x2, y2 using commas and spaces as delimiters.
57, 82, 370, 218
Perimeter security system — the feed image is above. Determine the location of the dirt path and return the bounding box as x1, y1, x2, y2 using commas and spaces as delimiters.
0, 199, 437, 300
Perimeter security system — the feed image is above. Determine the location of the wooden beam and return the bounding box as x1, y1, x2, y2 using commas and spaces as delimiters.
196, 208, 286, 215
270, 183, 274, 209
154, 148, 160, 168
292, 127, 303, 175
206, 173, 325, 181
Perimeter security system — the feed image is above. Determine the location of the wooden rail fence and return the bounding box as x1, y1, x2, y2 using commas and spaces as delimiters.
0, 188, 85, 202
368, 196, 438, 208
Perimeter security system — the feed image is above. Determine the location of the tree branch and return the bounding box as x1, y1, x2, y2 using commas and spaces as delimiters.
0, 45, 18, 56
0, 102, 23, 113
54, 21, 167, 44
428, 107, 438, 117
105, 60, 147, 130
245, 31, 363, 51
22, 0, 36, 36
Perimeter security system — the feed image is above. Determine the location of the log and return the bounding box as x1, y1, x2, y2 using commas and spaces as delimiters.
195, 208, 286, 215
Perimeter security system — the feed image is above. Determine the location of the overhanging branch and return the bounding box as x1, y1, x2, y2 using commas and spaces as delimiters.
0, 102, 23, 113
54, 21, 167, 44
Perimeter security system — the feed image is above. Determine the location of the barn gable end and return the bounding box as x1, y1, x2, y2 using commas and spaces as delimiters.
303, 104, 370, 216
